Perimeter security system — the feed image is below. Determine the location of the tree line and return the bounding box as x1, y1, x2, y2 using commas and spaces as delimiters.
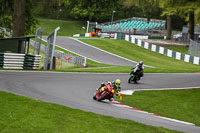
0, 0, 200, 39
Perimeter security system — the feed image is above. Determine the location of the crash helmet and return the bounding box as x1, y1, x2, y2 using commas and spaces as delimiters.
107, 81, 111, 84
139, 61, 143, 66
115, 79, 121, 87
101, 82, 105, 86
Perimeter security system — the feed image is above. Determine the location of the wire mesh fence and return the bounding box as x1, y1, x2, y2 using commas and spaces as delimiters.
30, 40, 86, 69
188, 40, 200, 57
33, 27, 44, 55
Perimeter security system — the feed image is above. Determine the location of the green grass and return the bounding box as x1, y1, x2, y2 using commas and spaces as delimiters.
0, 91, 180, 133
76, 38, 200, 73
163, 45, 189, 54
115, 88, 200, 126
37, 18, 86, 36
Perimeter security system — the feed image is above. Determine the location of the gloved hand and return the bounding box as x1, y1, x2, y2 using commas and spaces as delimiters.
116, 91, 120, 96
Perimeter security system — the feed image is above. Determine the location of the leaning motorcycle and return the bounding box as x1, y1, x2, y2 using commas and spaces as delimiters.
128, 68, 140, 84
93, 84, 116, 101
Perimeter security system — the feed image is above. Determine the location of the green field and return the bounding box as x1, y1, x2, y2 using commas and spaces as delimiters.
115, 88, 200, 126
37, 18, 86, 36
0, 91, 179, 133
71, 38, 200, 73
163, 45, 189, 54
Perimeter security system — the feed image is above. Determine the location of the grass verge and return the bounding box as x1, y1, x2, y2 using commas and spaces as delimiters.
115, 88, 200, 126
163, 45, 189, 54
77, 38, 200, 73
37, 18, 86, 36
0, 91, 179, 133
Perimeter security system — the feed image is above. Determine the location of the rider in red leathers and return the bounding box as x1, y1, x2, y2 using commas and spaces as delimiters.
96, 79, 121, 101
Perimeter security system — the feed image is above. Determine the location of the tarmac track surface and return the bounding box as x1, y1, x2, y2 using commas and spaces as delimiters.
0, 71, 200, 133
43, 36, 138, 66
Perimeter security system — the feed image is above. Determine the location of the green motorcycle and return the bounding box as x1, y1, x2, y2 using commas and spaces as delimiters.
128, 68, 140, 84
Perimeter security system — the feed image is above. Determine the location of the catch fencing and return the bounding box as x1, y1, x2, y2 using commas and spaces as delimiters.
33, 27, 44, 55
188, 40, 200, 57
30, 40, 86, 67
54, 50, 86, 67
175, 26, 200, 43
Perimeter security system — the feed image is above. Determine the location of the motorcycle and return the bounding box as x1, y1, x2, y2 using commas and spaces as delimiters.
93, 84, 116, 101
128, 67, 142, 84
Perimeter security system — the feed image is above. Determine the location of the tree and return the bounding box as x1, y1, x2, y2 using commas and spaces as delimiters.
66, 0, 123, 22
159, 0, 200, 40
183, 0, 200, 40
0, 0, 13, 37
12, 0, 26, 37
0, 0, 37, 37
159, 0, 180, 39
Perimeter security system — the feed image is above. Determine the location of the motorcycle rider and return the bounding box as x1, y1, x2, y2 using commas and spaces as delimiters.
96, 79, 121, 101
131, 61, 144, 79
111, 79, 121, 96
96, 81, 111, 91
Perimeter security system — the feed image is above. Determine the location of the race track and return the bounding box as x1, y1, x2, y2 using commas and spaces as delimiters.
0, 71, 200, 133
43, 36, 138, 66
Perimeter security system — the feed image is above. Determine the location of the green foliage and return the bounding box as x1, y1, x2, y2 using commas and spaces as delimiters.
0, 0, 13, 37
24, 0, 38, 35
68, 0, 123, 22
0, 0, 38, 37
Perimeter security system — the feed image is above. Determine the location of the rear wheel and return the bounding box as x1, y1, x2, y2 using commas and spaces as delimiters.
134, 76, 138, 84
134, 80, 138, 84
128, 77, 131, 83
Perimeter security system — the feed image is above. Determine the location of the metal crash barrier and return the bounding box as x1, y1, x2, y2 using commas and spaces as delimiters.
0, 53, 41, 70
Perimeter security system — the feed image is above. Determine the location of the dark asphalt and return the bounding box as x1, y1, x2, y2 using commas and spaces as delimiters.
0, 71, 200, 133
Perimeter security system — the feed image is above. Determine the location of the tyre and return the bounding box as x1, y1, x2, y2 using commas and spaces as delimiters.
97, 92, 108, 101
128, 77, 131, 83
134, 76, 138, 84
134, 80, 138, 84
93, 95, 97, 100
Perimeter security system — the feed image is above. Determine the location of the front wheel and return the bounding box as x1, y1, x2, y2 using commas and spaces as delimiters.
93, 95, 97, 100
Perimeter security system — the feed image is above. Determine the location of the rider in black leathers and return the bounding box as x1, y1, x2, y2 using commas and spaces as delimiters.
130, 61, 144, 80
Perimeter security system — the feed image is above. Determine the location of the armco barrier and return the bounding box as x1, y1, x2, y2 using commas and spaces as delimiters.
24, 54, 41, 70
0, 53, 25, 69
0, 53, 41, 69
123, 34, 200, 65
